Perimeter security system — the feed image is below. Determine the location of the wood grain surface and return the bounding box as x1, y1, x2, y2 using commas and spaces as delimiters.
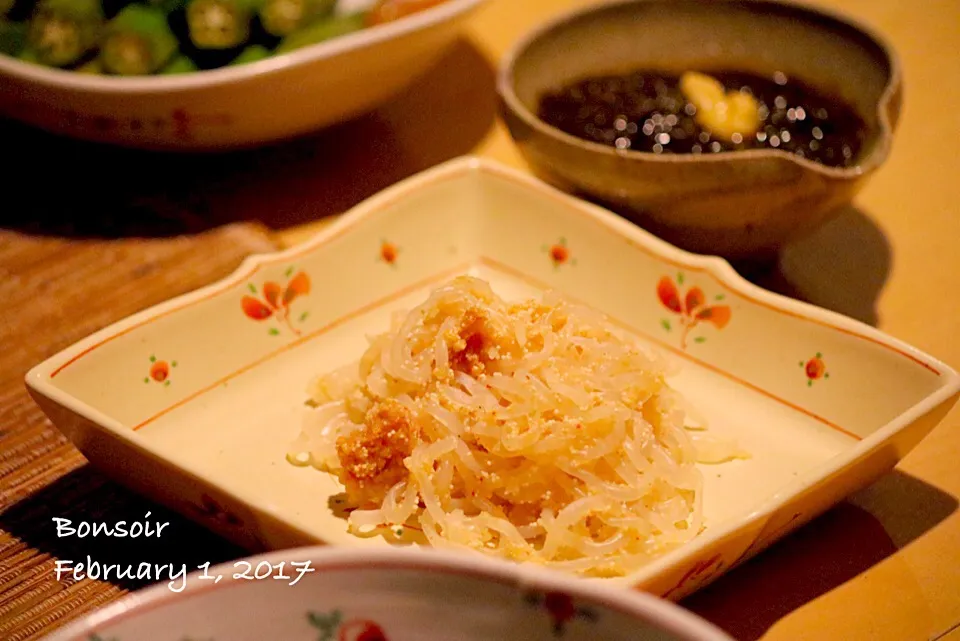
0, 223, 278, 640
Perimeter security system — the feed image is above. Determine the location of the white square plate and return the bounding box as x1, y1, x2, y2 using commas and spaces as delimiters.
27, 157, 960, 600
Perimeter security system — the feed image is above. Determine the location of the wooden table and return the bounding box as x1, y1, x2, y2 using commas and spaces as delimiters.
278, 1, 960, 639
2, 0, 958, 639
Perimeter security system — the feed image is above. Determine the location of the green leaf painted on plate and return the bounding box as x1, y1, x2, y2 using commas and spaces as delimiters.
149, 354, 156, 362
661, 319, 671, 332
144, 377, 150, 384
308, 609, 343, 641
677, 272, 685, 285
694, 336, 706, 343
299, 311, 309, 322
172, 361, 178, 367
715, 294, 725, 301
248, 283, 257, 294
268, 328, 280, 336
285, 266, 294, 277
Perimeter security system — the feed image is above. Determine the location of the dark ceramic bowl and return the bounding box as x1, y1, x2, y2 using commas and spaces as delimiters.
497, 0, 901, 261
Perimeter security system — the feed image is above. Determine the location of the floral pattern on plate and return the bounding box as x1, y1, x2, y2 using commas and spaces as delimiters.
241, 267, 311, 336
801, 353, 830, 386
524, 590, 598, 636
656, 272, 731, 349
379, 240, 401, 267
662, 553, 725, 600
309, 610, 390, 641
542, 237, 576, 269
144, 355, 177, 386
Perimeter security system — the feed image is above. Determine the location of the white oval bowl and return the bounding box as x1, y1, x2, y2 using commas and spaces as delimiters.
42, 546, 734, 641
0, 0, 484, 150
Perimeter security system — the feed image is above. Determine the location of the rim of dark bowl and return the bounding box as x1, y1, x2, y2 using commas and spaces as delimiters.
496, 0, 902, 180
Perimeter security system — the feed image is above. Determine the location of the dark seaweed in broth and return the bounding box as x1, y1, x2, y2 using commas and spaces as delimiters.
536, 69, 869, 168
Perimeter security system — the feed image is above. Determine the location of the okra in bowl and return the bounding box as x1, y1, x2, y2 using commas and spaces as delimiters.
0, 0, 485, 149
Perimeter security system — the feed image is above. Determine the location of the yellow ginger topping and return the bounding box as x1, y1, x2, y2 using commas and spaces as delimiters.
679, 71, 762, 142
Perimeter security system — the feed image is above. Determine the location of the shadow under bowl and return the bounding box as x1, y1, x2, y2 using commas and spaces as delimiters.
496, 0, 901, 261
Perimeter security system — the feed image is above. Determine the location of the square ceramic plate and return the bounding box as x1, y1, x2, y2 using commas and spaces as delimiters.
26, 157, 960, 600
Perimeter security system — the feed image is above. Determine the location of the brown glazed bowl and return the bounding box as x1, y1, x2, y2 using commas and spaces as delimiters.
496, 0, 901, 261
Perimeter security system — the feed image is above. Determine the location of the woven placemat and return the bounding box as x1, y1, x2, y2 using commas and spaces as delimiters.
0, 223, 279, 640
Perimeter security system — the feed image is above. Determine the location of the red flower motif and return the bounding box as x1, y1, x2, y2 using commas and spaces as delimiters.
150, 361, 170, 382
144, 355, 177, 386
242, 268, 311, 336
800, 353, 829, 386
657, 274, 731, 349
542, 237, 576, 268
340, 620, 389, 641
525, 590, 597, 636
379, 241, 400, 265
307, 611, 390, 641
662, 553, 724, 600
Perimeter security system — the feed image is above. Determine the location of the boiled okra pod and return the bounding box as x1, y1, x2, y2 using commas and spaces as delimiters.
186, 0, 262, 49
26, 0, 104, 67
275, 11, 364, 53
101, 4, 178, 74
228, 43, 268, 64
258, 0, 332, 37
160, 52, 198, 73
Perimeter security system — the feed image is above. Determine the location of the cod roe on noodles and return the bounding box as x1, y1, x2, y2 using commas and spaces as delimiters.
287, 276, 746, 577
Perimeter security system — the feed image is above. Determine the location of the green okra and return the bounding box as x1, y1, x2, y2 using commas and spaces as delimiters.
228, 43, 268, 64
258, 0, 333, 37
0, 19, 27, 55
159, 52, 197, 73
101, 4, 178, 75
186, 0, 263, 49
27, 0, 104, 67
76, 56, 103, 73
275, 11, 364, 54
16, 44, 37, 62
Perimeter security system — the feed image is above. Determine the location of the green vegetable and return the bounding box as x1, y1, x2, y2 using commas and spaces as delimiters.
186, 0, 263, 49
16, 44, 37, 61
228, 43, 268, 64
276, 11, 364, 53
101, 4, 177, 74
258, 0, 333, 37
27, 0, 104, 67
0, 19, 27, 55
159, 52, 197, 73
76, 56, 103, 73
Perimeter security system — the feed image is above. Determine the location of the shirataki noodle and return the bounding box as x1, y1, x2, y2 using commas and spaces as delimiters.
287, 276, 746, 577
